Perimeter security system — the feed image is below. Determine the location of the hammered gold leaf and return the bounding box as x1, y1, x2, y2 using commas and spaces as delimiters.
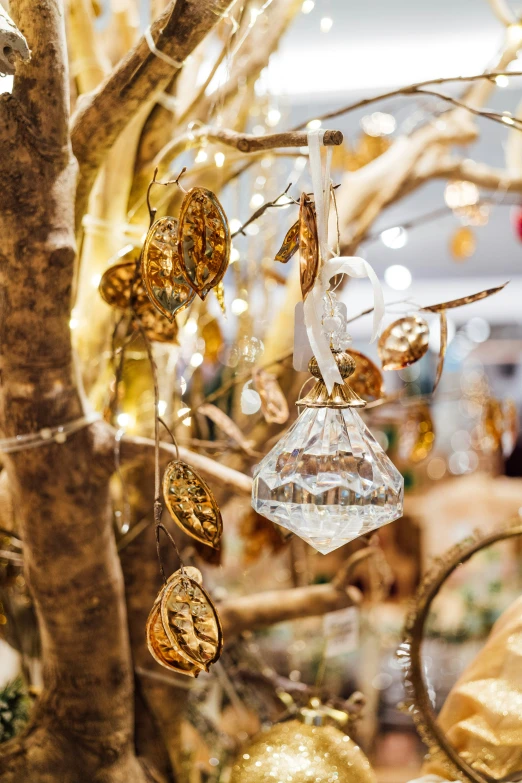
163, 460, 222, 549
178, 187, 230, 300
433, 310, 447, 392
99, 259, 179, 343
348, 349, 385, 402
422, 282, 508, 313
299, 194, 319, 300
253, 369, 289, 424
141, 216, 196, 320
160, 573, 223, 671
275, 220, 299, 263
378, 315, 429, 371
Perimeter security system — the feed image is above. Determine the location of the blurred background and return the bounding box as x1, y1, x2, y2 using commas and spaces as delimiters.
2, 0, 522, 780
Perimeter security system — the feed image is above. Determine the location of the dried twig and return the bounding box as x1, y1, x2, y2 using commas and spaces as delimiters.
293, 70, 522, 131
231, 183, 295, 238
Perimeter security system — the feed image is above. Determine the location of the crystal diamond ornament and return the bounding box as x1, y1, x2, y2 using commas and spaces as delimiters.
252, 351, 404, 554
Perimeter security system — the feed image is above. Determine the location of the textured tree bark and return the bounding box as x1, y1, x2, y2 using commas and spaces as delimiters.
0, 1, 150, 780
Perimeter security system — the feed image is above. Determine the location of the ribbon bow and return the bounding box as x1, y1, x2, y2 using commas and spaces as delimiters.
303, 130, 385, 393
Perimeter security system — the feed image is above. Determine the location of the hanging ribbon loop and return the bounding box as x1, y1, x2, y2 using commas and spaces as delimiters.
302, 130, 385, 394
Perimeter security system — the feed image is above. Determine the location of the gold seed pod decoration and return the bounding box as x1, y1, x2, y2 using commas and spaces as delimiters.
178, 187, 231, 300
146, 566, 223, 677
141, 216, 196, 320
99, 257, 179, 343
163, 460, 222, 549
299, 193, 320, 300
378, 315, 429, 371
348, 349, 385, 403
146, 569, 202, 677
275, 220, 299, 263
161, 568, 223, 672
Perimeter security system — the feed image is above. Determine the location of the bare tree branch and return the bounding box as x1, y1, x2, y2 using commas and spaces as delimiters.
10, 0, 70, 149
119, 434, 253, 496
488, 0, 517, 26
71, 0, 235, 227
219, 548, 373, 637
0, 4, 30, 76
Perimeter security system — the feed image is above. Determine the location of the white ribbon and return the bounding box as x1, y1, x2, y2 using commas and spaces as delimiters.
303, 130, 385, 394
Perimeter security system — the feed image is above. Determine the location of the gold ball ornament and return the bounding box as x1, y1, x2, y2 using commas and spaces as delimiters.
229, 719, 376, 783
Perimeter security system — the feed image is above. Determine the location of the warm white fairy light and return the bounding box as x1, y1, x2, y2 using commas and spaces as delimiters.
250, 193, 264, 208
231, 297, 249, 315
69, 317, 79, 329
306, 118, 321, 130
190, 352, 204, 367
157, 400, 168, 415
444, 180, 479, 209
252, 124, 265, 135
195, 148, 208, 163
495, 74, 510, 88
361, 111, 397, 137
301, 0, 314, 12
320, 16, 333, 32
266, 108, 281, 127
214, 151, 225, 167
117, 413, 131, 428
178, 407, 192, 427
380, 226, 408, 249
502, 112, 515, 125
179, 376, 187, 395
384, 264, 412, 290
245, 224, 259, 236
91, 273, 102, 287
229, 218, 242, 233
230, 247, 240, 263
184, 318, 198, 335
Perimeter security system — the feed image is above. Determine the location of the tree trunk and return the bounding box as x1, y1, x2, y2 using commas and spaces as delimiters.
0, 2, 150, 779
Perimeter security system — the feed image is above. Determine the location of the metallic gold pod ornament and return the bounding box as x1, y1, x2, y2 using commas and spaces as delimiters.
141, 216, 196, 320
162, 460, 223, 549
146, 566, 223, 677
378, 315, 429, 371
99, 258, 179, 343
450, 225, 476, 261
177, 187, 231, 300
398, 403, 435, 463
299, 193, 320, 300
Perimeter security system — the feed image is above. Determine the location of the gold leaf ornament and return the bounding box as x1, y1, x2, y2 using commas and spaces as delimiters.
141, 216, 196, 320
348, 349, 385, 402
253, 369, 289, 424
99, 258, 179, 343
299, 193, 320, 300
275, 220, 299, 263
163, 460, 222, 549
161, 568, 223, 672
422, 282, 508, 313
378, 315, 429, 371
178, 187, 231, 300
398, 403, 435, 463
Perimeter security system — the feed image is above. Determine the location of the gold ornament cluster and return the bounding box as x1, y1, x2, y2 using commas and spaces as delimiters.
99, 186, 230, 340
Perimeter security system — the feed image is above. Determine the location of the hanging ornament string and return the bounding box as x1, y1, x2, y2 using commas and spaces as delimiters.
304, 130, 385, 394
132, 312, 185, 584
0, 412, 101, 454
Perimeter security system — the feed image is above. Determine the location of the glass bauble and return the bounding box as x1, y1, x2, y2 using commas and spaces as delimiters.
252, 404, 404, 554
229, 719, 376, 783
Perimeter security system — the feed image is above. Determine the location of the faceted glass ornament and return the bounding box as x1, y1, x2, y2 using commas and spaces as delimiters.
252, 405, 404, 554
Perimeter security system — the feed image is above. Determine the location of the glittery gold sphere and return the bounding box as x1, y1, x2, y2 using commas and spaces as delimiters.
229, 720, 376, 783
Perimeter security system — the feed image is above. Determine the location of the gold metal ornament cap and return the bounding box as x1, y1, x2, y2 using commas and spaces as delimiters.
297, 350, 367, 409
